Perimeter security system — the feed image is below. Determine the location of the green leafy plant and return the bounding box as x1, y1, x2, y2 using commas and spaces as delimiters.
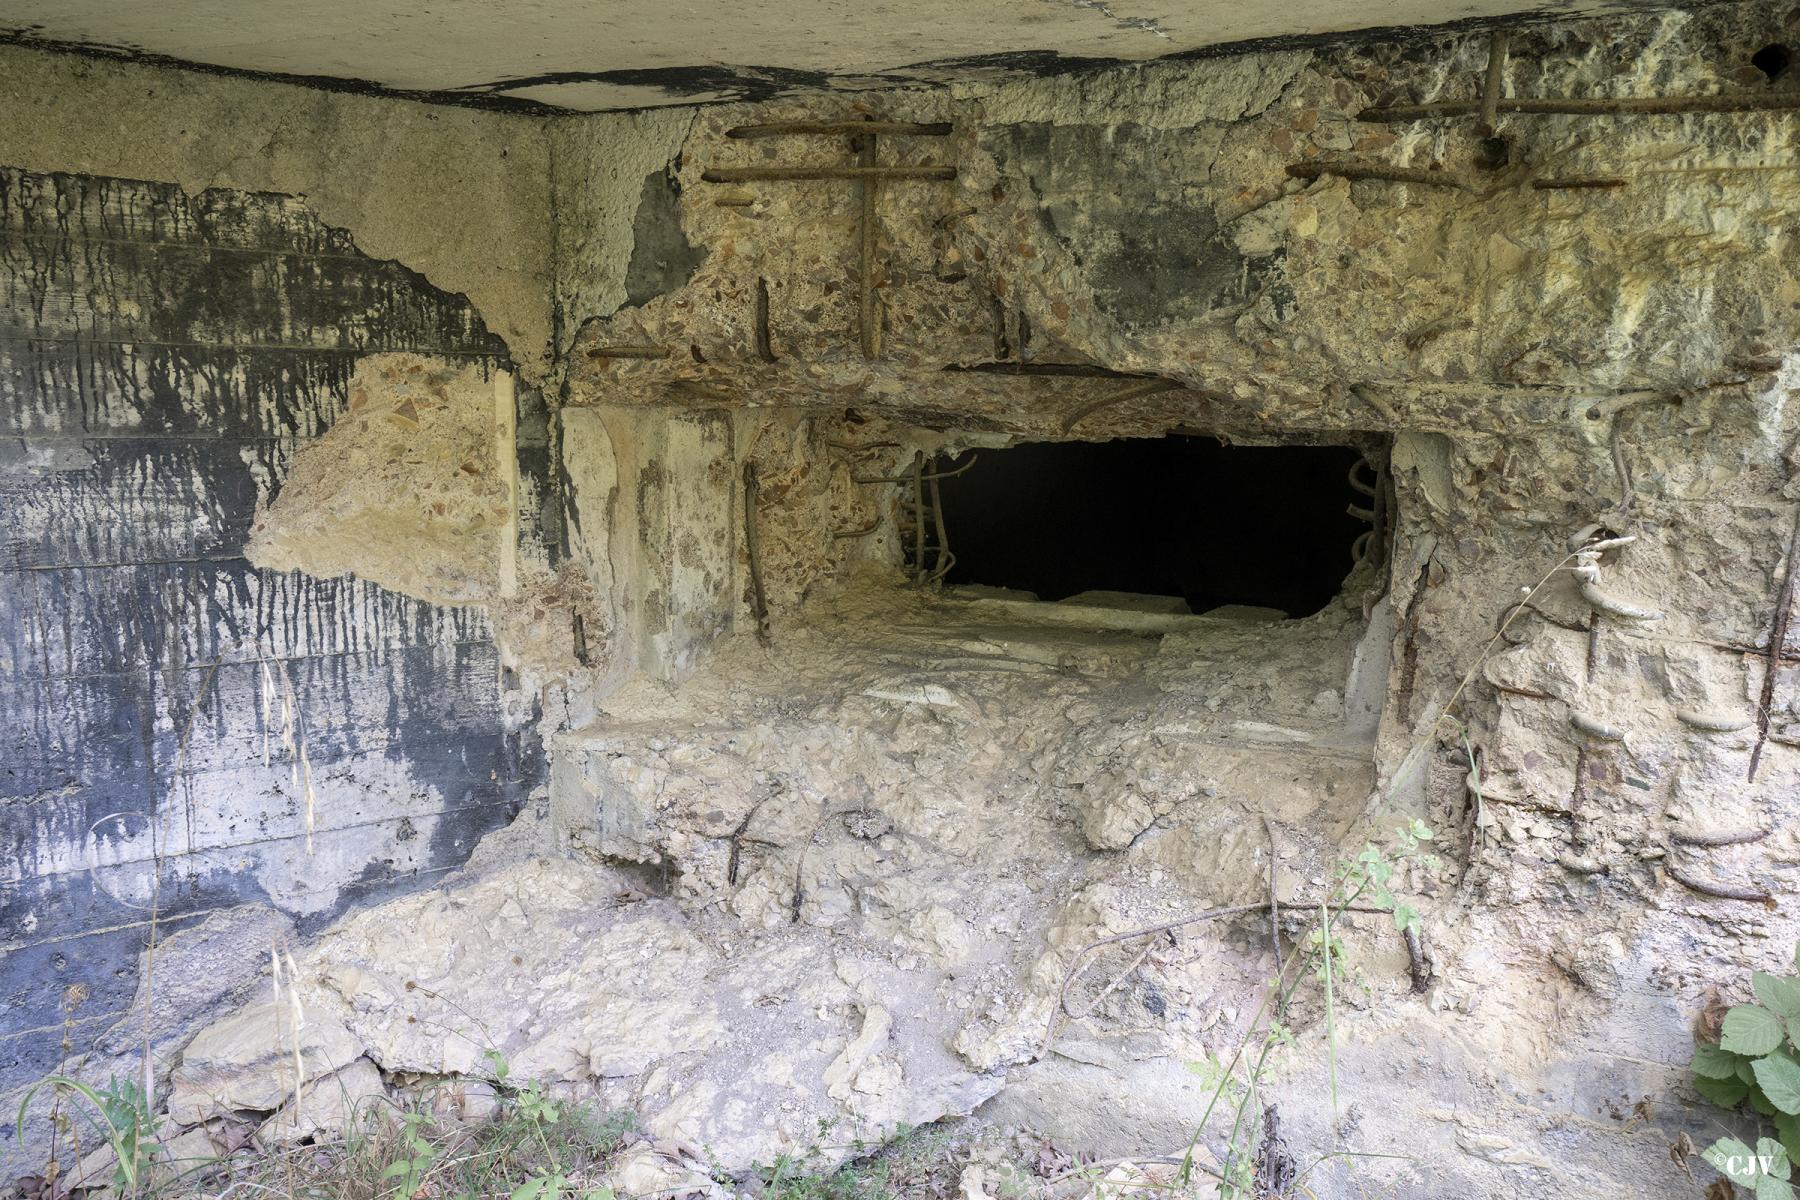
1177, 823, 1435, 1198
377, 1110, 437, 1198
1690, 942, 1800, 1198
16, 1074, 154, 1192
750, 1120, 966, 1200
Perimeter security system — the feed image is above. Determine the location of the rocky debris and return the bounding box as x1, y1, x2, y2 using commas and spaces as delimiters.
165, 854, 1004, 1172
414, 1076, 502, 1127
1074, 774, 1158, 851
167, 1002, 363, 1125
244, 353, 511, 607
603, 1146, 725, 1198
257, 1057, 390, 1145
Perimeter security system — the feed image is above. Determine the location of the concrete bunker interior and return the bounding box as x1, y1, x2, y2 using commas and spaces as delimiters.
6, 3, 1800, 1198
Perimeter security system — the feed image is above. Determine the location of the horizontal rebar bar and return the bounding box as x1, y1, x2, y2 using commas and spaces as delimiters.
831, 519, 883, 539
1361, 92, 1800, 122
700, 165, 957, 183
1287, 162, 1470, 189
726, 121, 954, 139
585, 345, 668, 359
942, 361, 1163, 380
1531, 177, 1628, 190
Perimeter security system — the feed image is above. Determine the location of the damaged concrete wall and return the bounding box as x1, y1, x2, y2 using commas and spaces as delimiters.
0, 167, 543, 1142
523, 2, 1800, 1193
0, 44, 556, 378
10, 1, 1800, 1196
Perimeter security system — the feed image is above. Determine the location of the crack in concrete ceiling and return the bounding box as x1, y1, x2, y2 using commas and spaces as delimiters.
0, 0, 1670, 112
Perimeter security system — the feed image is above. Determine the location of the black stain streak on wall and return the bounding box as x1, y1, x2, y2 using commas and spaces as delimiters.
624, 168, 708, 310
0, 168, 542, 1112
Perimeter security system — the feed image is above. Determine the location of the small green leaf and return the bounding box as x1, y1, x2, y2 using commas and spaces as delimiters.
1777, 1114, 1800, 1165
1759, 1179, 1797, 1200
1693, 1045, 1746, 1080
1696, 1074, 1752, 1107
1707, 1137, 1762, 1183
511, 1178, 546, 1200
1756, 973, 1800, 1019
1757, 1052, 1800, 1115
1726, 1006, 1787, 1056
1760, 1138, 1793, 1181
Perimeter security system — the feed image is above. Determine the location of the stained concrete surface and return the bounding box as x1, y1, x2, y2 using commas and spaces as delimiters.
3, 0, 1647, 112
7, 1, 1800, 1194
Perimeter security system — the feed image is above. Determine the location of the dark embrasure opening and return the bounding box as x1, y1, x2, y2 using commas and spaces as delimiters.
930, 436, 1375, 618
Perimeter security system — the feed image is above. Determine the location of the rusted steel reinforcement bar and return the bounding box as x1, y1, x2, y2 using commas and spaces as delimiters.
586, 345, 668, 358
1479, 31, 1511, 136
726, 121, 953, 138
858, 127, 881, 360
943, 361, 1164, 379
1361, 92, 1800, 122
700, 165, 957, 182
1287, 162, 1471, 189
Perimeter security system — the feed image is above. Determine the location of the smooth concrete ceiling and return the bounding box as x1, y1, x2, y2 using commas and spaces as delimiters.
0, 0, 1631, 111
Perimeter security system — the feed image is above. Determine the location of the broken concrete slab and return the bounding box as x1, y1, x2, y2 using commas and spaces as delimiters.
167, 1003, 364, 1125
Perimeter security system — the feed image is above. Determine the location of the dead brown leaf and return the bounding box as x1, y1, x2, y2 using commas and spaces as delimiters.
1671, 1131, 1696, 1181
1696, 987, 1731, 1045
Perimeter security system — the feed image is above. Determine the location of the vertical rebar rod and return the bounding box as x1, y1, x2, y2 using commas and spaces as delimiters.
743, 461, 772, 645
858, 123, 881, 360
1479, 31, 1511, 137
754, 276, 776, 362
910, 451, 926, 584
928, 461, 949, 583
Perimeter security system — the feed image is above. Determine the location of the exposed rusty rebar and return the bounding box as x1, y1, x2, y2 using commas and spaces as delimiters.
853, 455, 979, 486
1287, 162, 1472, 189
727, 120, 953, 139
1361, 91, 1800, 122
1478, 31, 1511, 137
754, 277, 776, 363
1749, 502, 1800, 781
1293, 161, 1629, 195
1532, 177, 1628, 190
944, 361, 1164, 380
1671, 827, 1772, 848
927, 469, 951, 583
1060, 380, 1184, 433
700, 165, 957, 182
586, 345, 668, 359
742, 462, 772, 647
910, 451, 926, 585
1040, 900, 1406, 1058
858, 122, 882, 360
1667, 863, 1775, 906
831, 518, 882, 539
